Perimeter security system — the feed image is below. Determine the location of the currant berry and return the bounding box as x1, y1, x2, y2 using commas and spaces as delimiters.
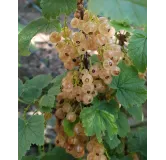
55, 134, 66, 147
111, 66, 121, 76
66, 112, 77, 122
71, 18, 80, 28
62, 103, 71, 113
82, 74, 93, 85
55, 108, 65, 119
49, 32, 61, 43
82, 94, 93, 104
74, 123, 84, 135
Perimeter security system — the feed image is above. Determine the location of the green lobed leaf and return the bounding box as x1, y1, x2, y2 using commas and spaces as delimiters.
104, 134, 120, 149
110, 20, 133, 32
48, 85, 61, 96
62, 118, 78, 137
51, 72, 67, 85
116, 112, 130, 137
127, 104, 143, 121
39, 95, 55, 108
88, 0, 147, 26
127, 127, 147, 158
40, 0, 77, 19
18, 17, 61, 56
128, 30, 147, 72
98, 99, 119, 119
124, 0, 147, 7
18, 115, 44, 160
41, 147, 75, 160
25, 75, 52, 89
110, 62, 147, 108
80, 107, 118, 142
21, 85, 42, 103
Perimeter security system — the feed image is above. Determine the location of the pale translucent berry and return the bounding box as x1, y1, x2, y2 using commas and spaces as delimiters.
50, 32, 61, 43
82, 84, 94, 94
86, 140, 97, 152
78, 20, 85, 30
71, 18, 80, 28
55, 108, 65, 119
83, 21, 97, 34
55, 134, 66, 147
83, 94, 93, 104
82, 74, 93, 85
89, 64, 100, 77
98, 22, 111, 35
99, 17, 108, 23
103, 76, 112, 84
87, 152, 99, 160
74, 123, 84, 135
75, 144, 84, 153
68, 136, 79, 145
66, 112, 77, 122
99, 155, 107, 160
83, 10, 90, 21
111, 66, 121, 76
93, 80, 103, 91
62, 81, 73, 92
72, 32, 85, 44
96, 34, 108, 46
93, 144, 105, 156
62, 103, 71, 113
87, 35, 98, 50
103, 59, 114, 70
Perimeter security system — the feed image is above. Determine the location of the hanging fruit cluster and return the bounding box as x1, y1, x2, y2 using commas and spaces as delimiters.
49, 1, 123, 159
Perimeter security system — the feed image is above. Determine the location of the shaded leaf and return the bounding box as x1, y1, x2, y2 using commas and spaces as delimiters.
104, 134, 120, 149
127, 104, 143, 121
110, 62, 147, 108
21, 86, 42, 103
110, 20, 133, 32
128, 30, 147, 72
48, 85, 61, 96
18, 115, 44, 160
19, 17, 61, 56
25, 75, 52, 89
127, 127, 147, 157
80, 107, 118, 142
88, 0, 147, 26
41, 147, 74, 160
39, 95, 55, 108
117, 112, 130, 137
124, 0, 147, 7
40, 0, 77, 19
18, 78, 23, 97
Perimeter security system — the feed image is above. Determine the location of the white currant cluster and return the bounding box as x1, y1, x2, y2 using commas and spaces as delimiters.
50, 10, 123, 160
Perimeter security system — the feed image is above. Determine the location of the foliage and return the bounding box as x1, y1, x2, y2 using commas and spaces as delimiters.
128, 30, 147, 72
88, 0, 147, 26
40, 0, 77, 19
18, 115, 45, 160
110, 62, 147, 108
18, 18, 61, 56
